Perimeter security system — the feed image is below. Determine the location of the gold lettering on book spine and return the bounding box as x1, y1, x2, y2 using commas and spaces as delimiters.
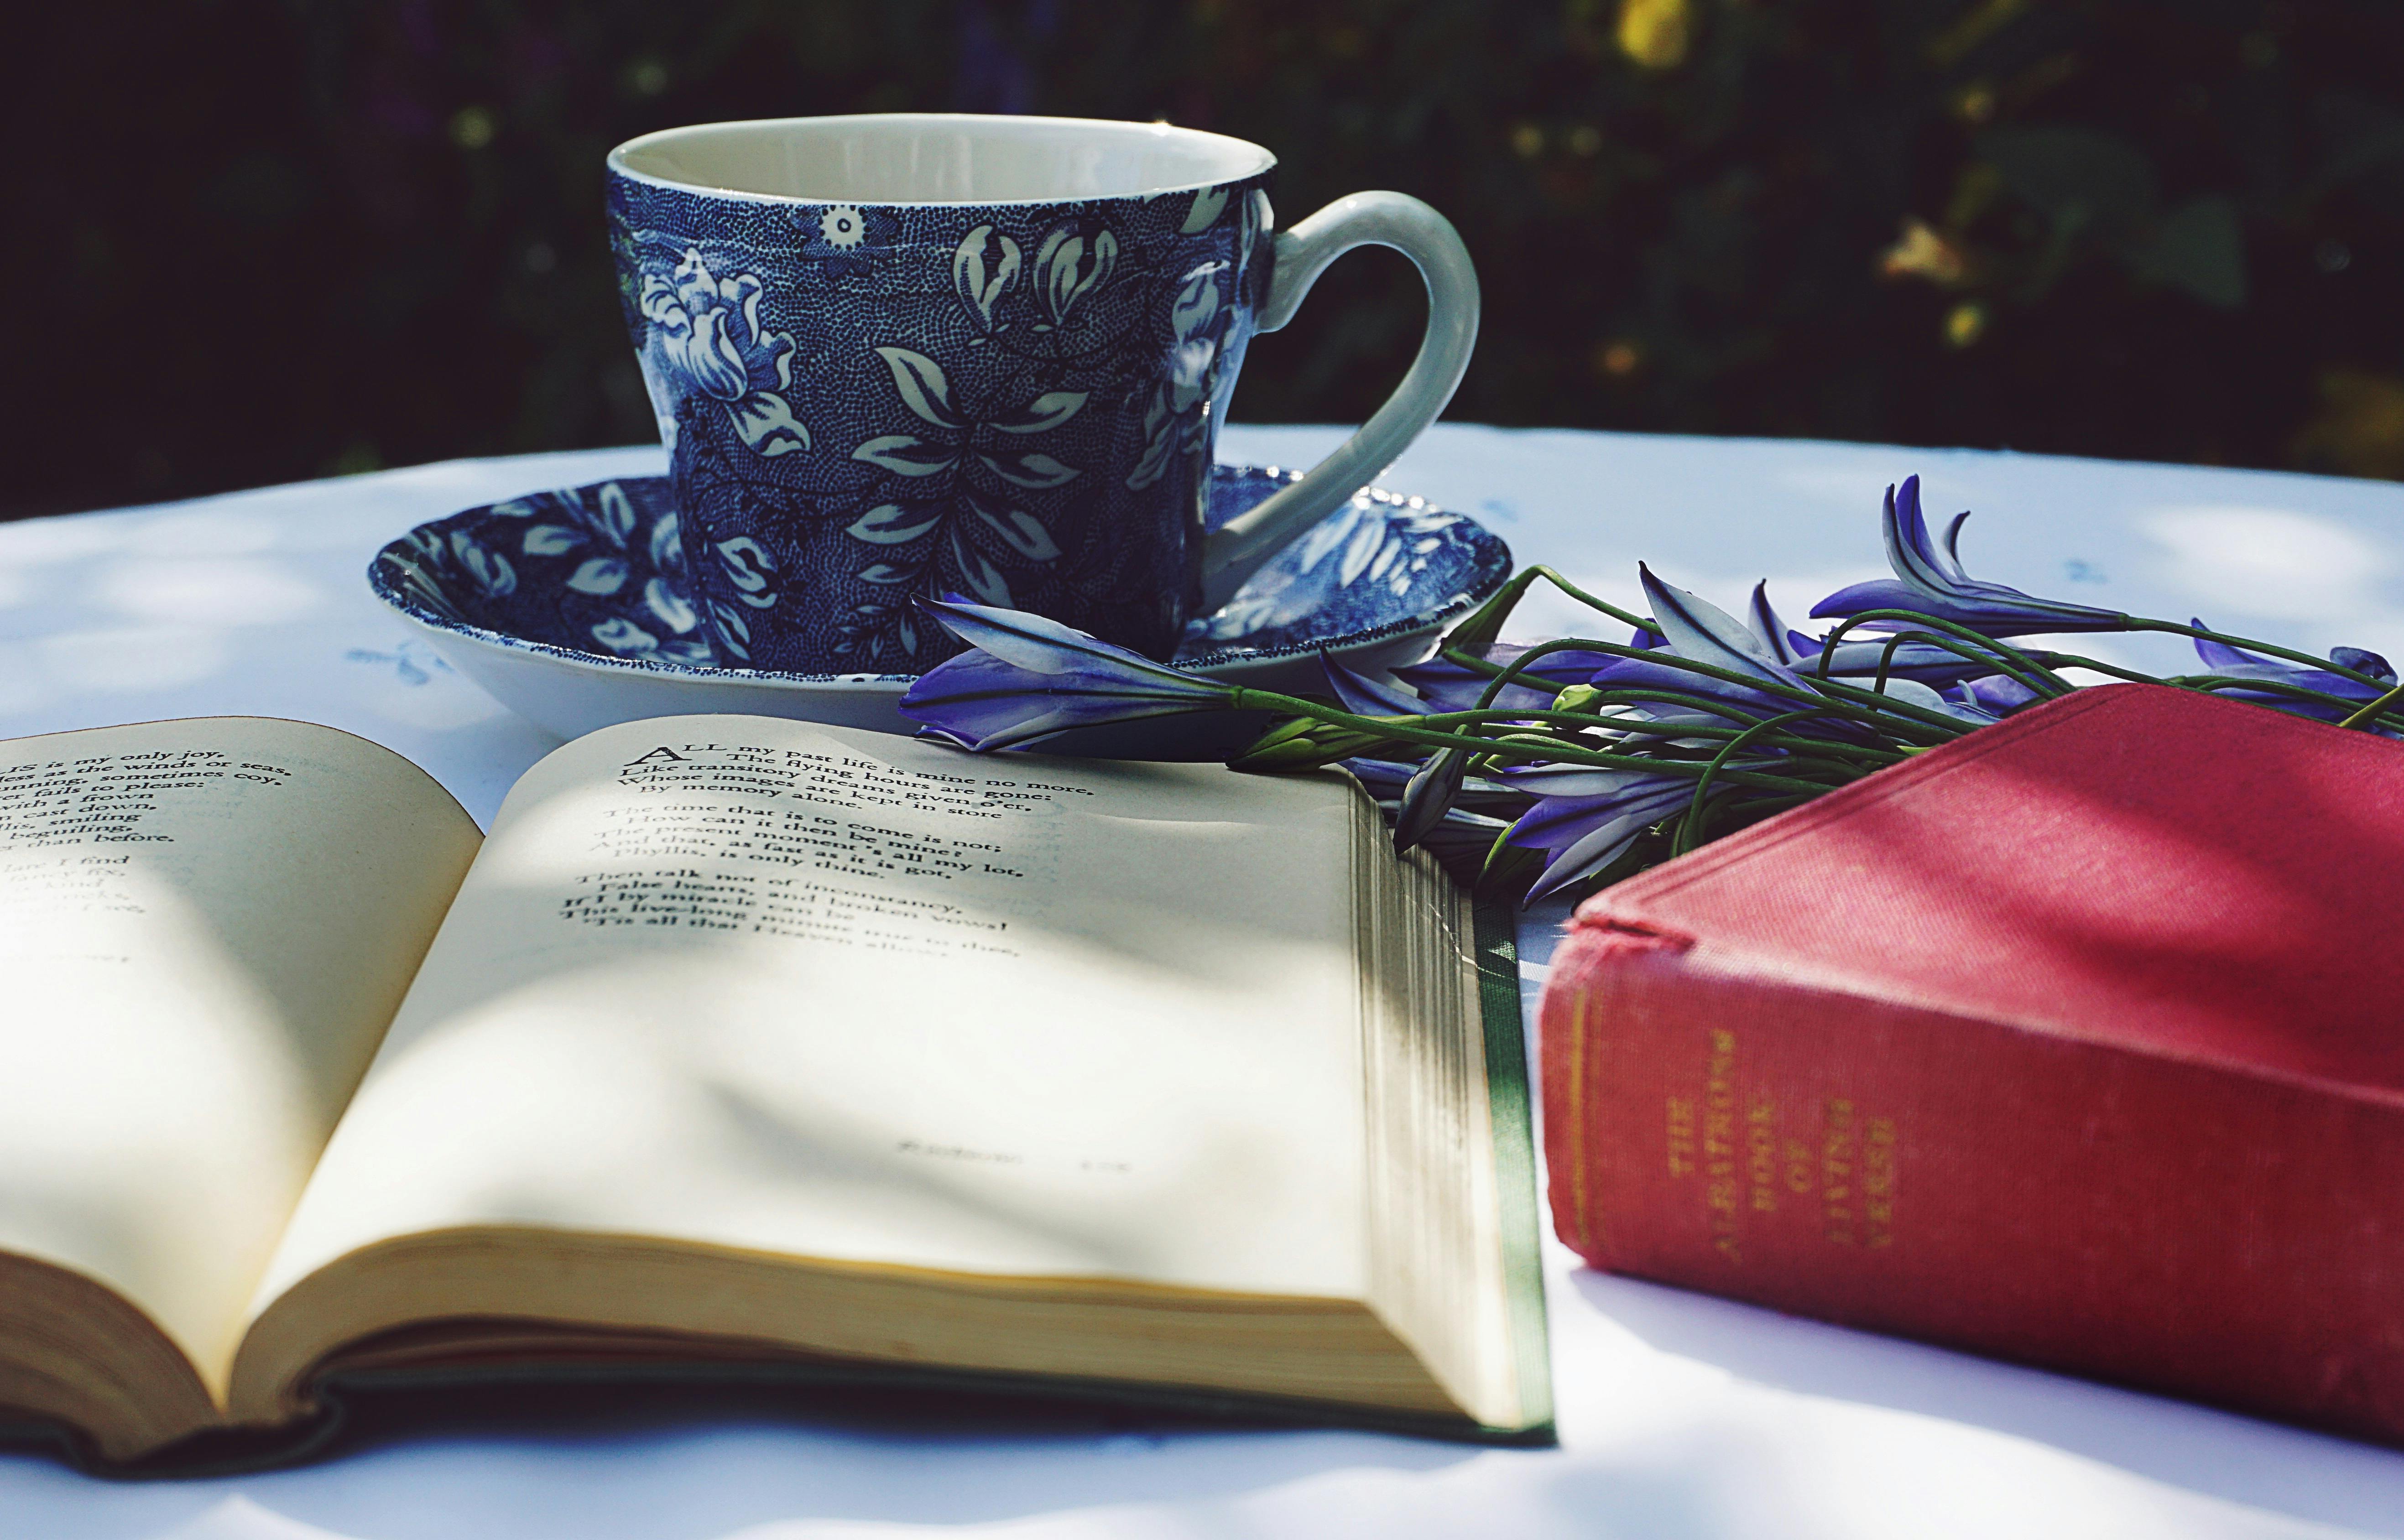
1821, 1098, 1856, 1243
1702, 1028, 1741, 1261
1819, 1102, 1900, 1249
1862, 1115, 1898, 1248
1745, 1096, 1778, 1213
1655, 1020, 1905, 1264
1665, 1096, 1695, 1177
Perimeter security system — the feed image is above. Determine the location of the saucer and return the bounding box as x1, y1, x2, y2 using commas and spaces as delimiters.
369, 464, 1511, 742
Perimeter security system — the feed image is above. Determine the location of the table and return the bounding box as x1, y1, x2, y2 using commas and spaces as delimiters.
7, 423, 2404, 1540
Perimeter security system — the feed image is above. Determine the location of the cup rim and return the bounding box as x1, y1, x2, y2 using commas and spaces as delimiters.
606, 112, 1277, 209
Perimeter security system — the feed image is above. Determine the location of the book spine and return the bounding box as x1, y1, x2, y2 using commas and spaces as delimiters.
1539, 919, 2404, 1443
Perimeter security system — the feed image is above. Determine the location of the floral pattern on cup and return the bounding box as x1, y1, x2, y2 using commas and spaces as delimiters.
637, 250, 812, 460
368, 468, 1510, 681
373, 479, 714, 669
1130, 261, 1231, 490
609, 161, 1278, 673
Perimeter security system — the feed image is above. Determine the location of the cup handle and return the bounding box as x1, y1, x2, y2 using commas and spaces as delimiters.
1197, 191, 1481, 611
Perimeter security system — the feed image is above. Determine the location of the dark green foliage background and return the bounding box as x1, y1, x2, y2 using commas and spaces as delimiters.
6, 0, 2402, 519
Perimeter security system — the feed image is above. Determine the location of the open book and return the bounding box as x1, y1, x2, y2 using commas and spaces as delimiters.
0, 714, 1549, 1470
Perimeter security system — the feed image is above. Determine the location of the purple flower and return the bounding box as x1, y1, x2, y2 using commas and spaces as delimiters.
1340, 755, 1526, 881
1750, 581, 1992, 687
1315, 658, 1531, 854
1617, 566, 1890, 738
1580, 650, 1778, 711
1959, 673, 2043, 715
900, 597, 1233, 751
1394, 747, 1471, 850
1792, 633, 1999, 687
1319, 651, 1434, 718
1411, 808, 1517, 878
1841, 674, 1996, 726
1344, 757, 1526, 817
1401, 571, 1902, 749
2333, 645, 2399, 682
2187, 623, 2397, 727
1392, 643, 1619, 713
1503, 765, 1699, 900
1641, 563, 1804, 689
1811, 476, 2122, 636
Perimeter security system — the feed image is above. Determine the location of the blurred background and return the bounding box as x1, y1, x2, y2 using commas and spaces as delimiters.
7, 0, 2402, 520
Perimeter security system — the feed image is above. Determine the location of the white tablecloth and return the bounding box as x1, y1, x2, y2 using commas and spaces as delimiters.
6, 424, 2404, 1540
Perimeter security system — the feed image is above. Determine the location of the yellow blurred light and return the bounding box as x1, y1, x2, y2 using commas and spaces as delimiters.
1618, 0, 1690, 69
449, 107, 495, 150
1944, 302, 1988, 349
1880, 219, 1968, 286
2292, 370, 2404, 480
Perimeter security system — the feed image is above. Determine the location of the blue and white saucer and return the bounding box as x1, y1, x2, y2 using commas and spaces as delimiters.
369, 464, 1511, 741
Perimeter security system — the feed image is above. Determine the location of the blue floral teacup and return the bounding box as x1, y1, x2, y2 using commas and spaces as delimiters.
606, 114, 1478, 670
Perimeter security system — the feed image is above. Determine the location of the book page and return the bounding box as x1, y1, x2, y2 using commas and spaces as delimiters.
0, 718, 480, 1398
254, 717, 1371, 1319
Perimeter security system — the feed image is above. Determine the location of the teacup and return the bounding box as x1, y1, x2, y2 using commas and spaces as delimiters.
606, 113, 1477, 671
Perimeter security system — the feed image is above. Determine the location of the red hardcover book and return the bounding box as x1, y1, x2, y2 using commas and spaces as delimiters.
1541, 682, 2404, 1441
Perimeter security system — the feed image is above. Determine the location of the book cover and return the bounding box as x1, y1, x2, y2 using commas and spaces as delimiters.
1541, 683, 2404, 1441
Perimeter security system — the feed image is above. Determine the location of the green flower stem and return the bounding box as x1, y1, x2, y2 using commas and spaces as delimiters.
1395, 687, 1909, 760
1440, 638, 1832, 711
1870, 633, 1909, 696
1448, 564, 1655, 651
1431, 645, 1572, 694
2172, 672, 2404, 724
2019, 650, 2175, 686
1572, 715, 1912, 766
1273, 707, 1880, 786
1465, 635, 1642, 716
1813, 611, 2073, 698
1220, 687, 1836, 795
1477, 821, 1541, 886
1866, 627, 2074, 699
1395, 705, 1907, 764
1473, 731, 1869, 788
1672, 709, 1852, 857
1433, 636, 1956, 739
2121, 618, 2397, 694
2017, 650, 2404, 730
1802, 677, 1982, 738
1487, 681, 1799, 731
2341, 680, 2404, 731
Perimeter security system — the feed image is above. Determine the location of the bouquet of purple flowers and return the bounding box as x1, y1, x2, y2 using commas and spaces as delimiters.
900, 476, 2404, 905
